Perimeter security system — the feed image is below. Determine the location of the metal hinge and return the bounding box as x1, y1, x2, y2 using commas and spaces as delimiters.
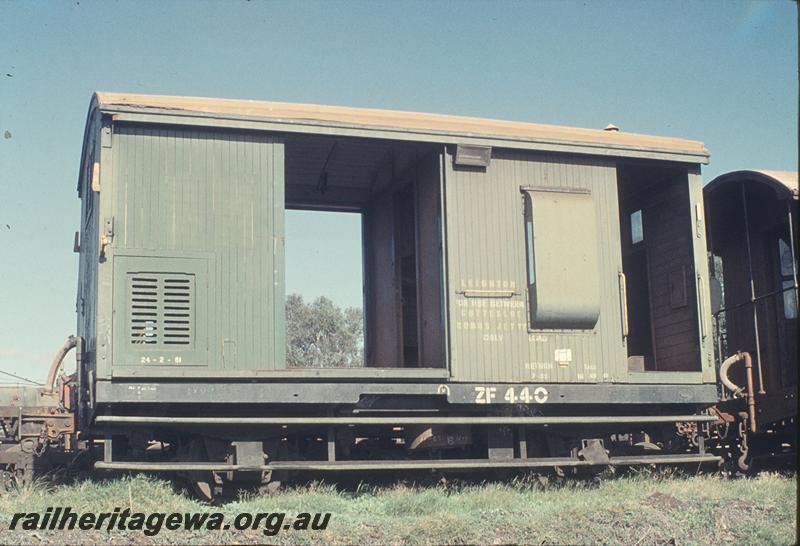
695, 203, 704, 238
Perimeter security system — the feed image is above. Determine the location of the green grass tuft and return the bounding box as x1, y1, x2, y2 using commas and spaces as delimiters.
0, 472, 794, 544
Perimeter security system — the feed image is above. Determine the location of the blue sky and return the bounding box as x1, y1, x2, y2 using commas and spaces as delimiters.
0, 0, 796, 381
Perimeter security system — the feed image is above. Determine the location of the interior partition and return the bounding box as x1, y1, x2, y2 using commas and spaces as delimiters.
363, 151, 444, 367
617, 164, 701, 372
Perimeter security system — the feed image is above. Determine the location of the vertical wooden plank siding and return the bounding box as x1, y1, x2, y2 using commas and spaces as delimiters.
106, 124, 285, 373
444, 149, 626, 383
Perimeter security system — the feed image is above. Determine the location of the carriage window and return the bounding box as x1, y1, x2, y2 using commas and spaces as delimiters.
779, 237, 797, 319
631, 209, 644, 244
522, 189, 600, 329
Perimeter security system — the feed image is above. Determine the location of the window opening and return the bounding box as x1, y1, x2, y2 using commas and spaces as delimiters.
631, 209, 643, 244
779, 237, 798, 320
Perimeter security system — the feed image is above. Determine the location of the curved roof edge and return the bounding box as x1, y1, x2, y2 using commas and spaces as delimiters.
91, 92, 709, 163
705, 170, 799, 200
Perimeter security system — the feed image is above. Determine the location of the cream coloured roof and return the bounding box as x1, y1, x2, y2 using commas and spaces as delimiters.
93, 92, 709, 162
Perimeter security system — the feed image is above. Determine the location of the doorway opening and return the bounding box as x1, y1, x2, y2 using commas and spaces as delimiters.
285, 210, 365, 368
284, 134, 445, 368
617, 164, 701, 372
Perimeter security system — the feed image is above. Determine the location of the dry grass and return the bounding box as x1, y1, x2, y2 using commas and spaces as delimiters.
0, 470, 794, 544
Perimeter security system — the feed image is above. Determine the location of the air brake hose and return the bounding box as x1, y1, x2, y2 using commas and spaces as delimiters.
45, 335, 78, 394
719, 351, 757, 433
719, 353, 744, 395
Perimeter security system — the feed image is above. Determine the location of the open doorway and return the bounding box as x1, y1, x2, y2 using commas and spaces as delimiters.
623, 208, 655, 367
285, 210, 365, 368
284, 135, 445, 369
617, 164, 701, 372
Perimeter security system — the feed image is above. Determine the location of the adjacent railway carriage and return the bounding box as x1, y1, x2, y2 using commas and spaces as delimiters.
704, 170, 798, 470
74, 93, 720, 497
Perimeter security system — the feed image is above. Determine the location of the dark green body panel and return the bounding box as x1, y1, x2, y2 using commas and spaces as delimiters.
90, 125, 286, 378
441, 151, 715, 385
443, 151, 626, 383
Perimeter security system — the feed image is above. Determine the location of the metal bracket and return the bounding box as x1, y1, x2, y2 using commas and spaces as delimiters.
457, 289, 517, 298
104, 217, 114, 239
694, 203, 704, 238
103, 435, 113, 463
578, 438, 610, 464
327, 427, 336, 462
101, 123, 112, 149
100, 217, 114, 257
232, 441, 264, 470
454, 144, 491, 168
488, 426, 515, 460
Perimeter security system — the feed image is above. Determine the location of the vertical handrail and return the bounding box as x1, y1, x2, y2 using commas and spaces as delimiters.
787, 201, 799, 306
740, 183, 766, 394
697, 276, 707, 339
618, 271, 629, 338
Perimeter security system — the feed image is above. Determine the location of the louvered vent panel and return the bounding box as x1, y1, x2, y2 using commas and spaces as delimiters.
128, 273, 195, 348
129, 276, 159, 344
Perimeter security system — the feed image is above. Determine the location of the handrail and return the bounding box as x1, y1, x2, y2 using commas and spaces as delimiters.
697, 275, 707, 339
618, 271, 629, 338
713, 283, 798, 316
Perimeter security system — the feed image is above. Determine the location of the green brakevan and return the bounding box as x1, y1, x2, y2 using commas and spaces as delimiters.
71, 93, 720, 497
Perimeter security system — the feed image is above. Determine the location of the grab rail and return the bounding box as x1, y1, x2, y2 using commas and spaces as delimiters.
618, 271, 629, 338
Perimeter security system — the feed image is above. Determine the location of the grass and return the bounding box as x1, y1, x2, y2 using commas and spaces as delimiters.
0, 470, 795, 544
